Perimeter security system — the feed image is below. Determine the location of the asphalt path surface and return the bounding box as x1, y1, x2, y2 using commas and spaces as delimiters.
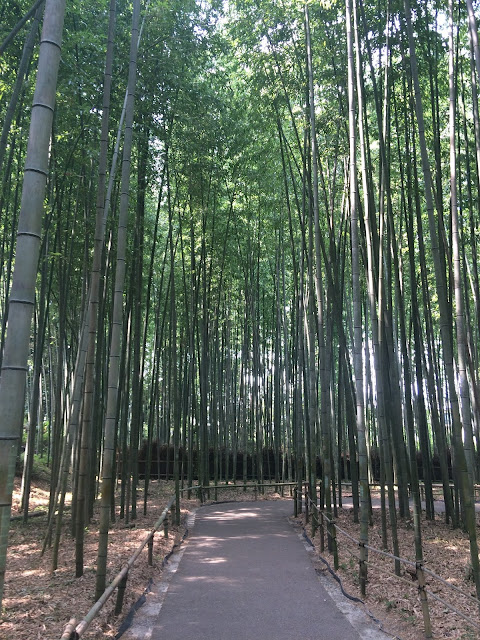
120, 494, 473, 640
339, 496, 480, 513
147, 501, 371, 640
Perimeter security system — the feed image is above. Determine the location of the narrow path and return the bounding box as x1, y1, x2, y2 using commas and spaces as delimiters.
122, 500, 391, 640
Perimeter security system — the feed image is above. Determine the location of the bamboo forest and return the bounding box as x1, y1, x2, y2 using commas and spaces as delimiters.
2, 0, 480, 637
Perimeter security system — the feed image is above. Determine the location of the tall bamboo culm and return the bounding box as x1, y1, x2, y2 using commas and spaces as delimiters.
95, 0, 141, 600
346, 0, 369, 596
0, 0, 66, 609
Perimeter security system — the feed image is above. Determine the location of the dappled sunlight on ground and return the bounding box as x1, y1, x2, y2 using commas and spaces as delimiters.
203, 509, 260, 520
182, 574, 238, 584
198, 556, 227, 563
2, 480, 287, 639
300, 491, 479, 640
1, 479, 187, 639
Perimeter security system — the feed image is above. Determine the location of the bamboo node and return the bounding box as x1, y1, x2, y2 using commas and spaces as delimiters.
32, 101, 54, 112
9, 298, 35, 305
24, 165, 48, 177
40, 37, 62, 50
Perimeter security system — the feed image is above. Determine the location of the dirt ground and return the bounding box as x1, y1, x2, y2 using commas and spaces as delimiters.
0, 479, 478, 640
297, 495, 480, 640
1, 477, 193, 640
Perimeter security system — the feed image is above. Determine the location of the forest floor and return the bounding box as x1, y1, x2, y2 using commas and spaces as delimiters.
296, 498, 480, 640
0, 475, 479, 640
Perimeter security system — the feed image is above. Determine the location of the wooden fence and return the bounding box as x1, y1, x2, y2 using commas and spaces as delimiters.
60, 480, 479, 639
60, 482, 296, 639
301, 485, 480, 639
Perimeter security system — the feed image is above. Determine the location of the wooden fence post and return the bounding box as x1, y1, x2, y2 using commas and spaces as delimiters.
359, 542, 367, 597
319, 511, 325, 553
416, 562, 432, 638
293, 487, 298, 517
115, 571, 128, 615
148, 535, 154, 566
311, 504, 317, 539
330, 520, 338, 570
327, 515, 332, 553
296, 482, 303, 515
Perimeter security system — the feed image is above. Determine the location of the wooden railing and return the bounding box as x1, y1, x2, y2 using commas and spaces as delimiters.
61, 479, 478, 639
60, 481, 296, 639
60, 494, 176, 639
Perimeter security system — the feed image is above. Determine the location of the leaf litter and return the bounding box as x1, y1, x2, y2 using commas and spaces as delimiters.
296, 490, 480, 640
1, 481, 478, 640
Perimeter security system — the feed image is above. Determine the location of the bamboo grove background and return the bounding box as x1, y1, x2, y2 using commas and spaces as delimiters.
1, 0, 480, 606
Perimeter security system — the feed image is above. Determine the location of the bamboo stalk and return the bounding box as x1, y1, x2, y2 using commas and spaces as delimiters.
359, 541, 367, 597
59, 618, 76, 640
319, 511, 325, 553
148, 537, 154, 566
115, 571, 128, 615
416, 562, 432, 638
330, 520, 339, 570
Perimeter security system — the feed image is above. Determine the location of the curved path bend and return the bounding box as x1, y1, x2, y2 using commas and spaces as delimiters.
121, 500, 391, 640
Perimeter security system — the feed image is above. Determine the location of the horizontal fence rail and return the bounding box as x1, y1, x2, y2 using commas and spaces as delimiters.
61, 493, 178, 639
195, 481, 296, 502
60, 482, 295, 639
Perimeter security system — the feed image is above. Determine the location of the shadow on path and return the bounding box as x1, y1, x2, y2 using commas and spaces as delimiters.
121, 500, 392, 640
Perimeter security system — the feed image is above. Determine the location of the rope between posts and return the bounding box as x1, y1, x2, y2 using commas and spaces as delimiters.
422, 566, 480, 606
322, 510, 332, 523
338, 543, 361, 562
311, 499, 417, 568
363, 544, 417, 568
302, 525, 402, 640
331, 523, 360, 545
302, 488, 480, 616
363, 560, 423, 591
312, 499, 419, 571
426, 589, 480, 631
327, 537, 416, 590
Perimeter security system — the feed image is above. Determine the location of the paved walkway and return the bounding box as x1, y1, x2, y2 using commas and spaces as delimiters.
340, 496, 480, 513
120, 500, 391, 640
